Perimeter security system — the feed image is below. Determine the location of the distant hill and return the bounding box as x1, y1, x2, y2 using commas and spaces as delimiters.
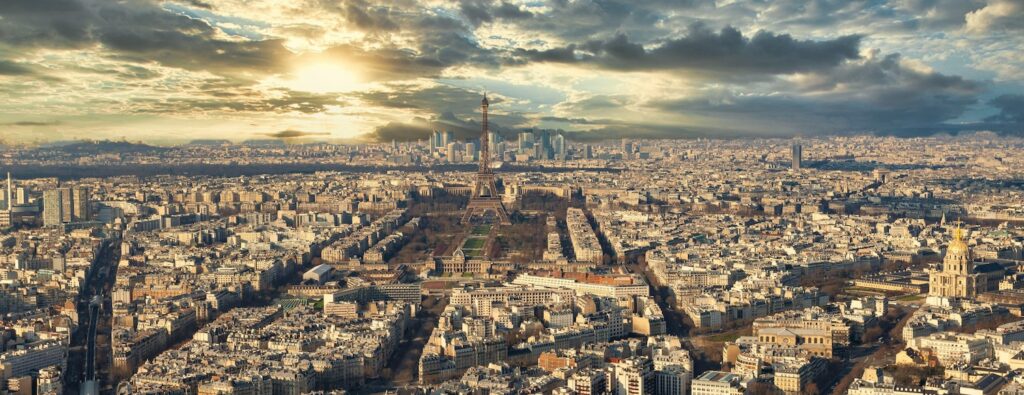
39, 140, 168, 155
241, 139, 286, 148
187, 139, 232, 146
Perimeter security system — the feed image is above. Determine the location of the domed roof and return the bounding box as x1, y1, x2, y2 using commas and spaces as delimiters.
947, 226, 968, 255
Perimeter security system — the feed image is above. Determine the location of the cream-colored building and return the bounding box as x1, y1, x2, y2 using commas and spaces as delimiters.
929, 227, 978, 299
909, 332, 992, 366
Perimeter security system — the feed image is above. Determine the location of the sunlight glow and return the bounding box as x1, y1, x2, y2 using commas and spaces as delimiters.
286, 61, 363, 93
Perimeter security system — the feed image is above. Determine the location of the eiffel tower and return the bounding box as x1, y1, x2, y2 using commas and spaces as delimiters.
461, 94, 511, 225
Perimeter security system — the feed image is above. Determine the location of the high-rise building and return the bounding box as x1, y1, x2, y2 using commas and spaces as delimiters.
465, 141, 479, 162
446, 142, 460, 163
792, 143, 803, 170
3, 172, 9, 209
552, 134, 566, 159
59, 188, 73, 223
487, 131, 500, 156
43, 190, 62, 227
518, 132, 534, 153
43, 188, 72, 226
537, 130, 552, 159
442, 130, 453, 147
14, 187, 29, 205
622, 139, 633, 158
430, 130, 443, 151
43, 186, 89, 226
73, 186, 91, 221
0, 173, 11, 227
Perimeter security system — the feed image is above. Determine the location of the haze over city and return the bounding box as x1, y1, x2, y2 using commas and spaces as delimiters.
0, 0, 1022, 145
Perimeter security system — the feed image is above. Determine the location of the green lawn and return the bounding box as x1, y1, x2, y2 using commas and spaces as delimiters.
462, 237, 487, 250
472, 225, 491, 236
706, 332, 745, 343
893, 293, 925, 301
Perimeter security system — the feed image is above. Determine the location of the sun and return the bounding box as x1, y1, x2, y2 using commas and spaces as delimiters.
286, 61, 363, 93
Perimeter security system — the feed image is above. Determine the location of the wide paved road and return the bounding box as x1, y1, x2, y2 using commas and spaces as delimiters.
66, 238, 121, 395
362, 294, 449, 394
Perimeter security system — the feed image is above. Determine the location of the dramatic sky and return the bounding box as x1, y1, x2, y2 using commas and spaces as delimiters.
1, 0, 1022, 144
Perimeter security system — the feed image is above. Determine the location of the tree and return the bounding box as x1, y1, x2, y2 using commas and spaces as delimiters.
864, 326, 885, 343
747, 382, 779, 395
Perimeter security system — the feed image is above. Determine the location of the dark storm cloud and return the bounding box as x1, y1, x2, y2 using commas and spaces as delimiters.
264, 129, 330, 139
651, 53, 985, 135
987, 94, 1024, 130
0, 0, 290, 76
0, 60, 38, 76
135, 89, 344, 114
310, 8, 501, 81
555, 95, 632, 113
459, 0, 495, 27
794, 53, 981, 93
0, 0, 94, 49
562, 123, 735, 141
472, 0, 711, 43
367, 109, 509, 142
360, 84, 530, 142
539, 116, 604, 125
176, 0, 213, 10
898, 0, 988, 30
510, 24, 861, 75
314, 0, 399, 32
354, 84, 496, 112
2, 120, 62, 126
0, 59, 64, 81
494, 2, 533, 20
371, 119, 434, 142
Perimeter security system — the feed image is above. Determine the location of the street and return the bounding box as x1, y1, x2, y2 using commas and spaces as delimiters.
65, 238, 121, 395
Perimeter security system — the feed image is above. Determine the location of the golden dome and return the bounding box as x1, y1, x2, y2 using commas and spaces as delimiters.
947, 226, 968, 255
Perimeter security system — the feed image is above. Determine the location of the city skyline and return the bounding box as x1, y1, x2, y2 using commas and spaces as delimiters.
1, 0, 1023, 145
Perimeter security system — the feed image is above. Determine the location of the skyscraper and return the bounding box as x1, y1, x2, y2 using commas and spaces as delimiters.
3, 172, 10, 211
14, 187, 29, 205
430, 130, 443, 151
43, 186, 89, 226
446, 142, 460, 163
487, 131, 500, 157
0, 173, 11, 227
465, 141, 479, 162
792, 143, 802, 170
441, 130, 453, 147
43, 189, 65, 227
73, 187, 91, 221
58, 188, 73, 223
537, 130, 552, 159
552, 134, 566, 160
